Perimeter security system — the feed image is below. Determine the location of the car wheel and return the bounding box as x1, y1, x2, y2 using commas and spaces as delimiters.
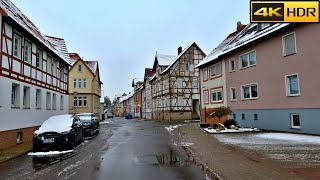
96, 126, 100, 134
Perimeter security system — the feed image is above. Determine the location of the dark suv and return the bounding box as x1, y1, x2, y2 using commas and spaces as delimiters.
33, 115, 84, 152
77, 113, 100, 137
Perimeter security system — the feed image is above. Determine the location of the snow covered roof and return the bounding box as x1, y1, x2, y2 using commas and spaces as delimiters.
68, 53, 80, 66
45, 36, 71, 64
156, 54, 176, 66
0, 0, 69, 64
85, 61, 98, 74
196, 23, 290, 68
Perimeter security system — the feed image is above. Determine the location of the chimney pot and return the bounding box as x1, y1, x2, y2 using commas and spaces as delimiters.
178, 46, 182, 55
237, 21, 242, 31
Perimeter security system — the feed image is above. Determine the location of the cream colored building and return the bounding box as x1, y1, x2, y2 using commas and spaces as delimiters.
68, 53, 102, 119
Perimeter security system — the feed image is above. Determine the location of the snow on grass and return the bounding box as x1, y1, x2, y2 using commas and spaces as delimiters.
28, 150, 73, 157
256, 133, 320, 144
204, 128, 260, 134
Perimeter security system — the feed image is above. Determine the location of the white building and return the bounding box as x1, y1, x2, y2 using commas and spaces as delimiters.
0, 0, 70, 150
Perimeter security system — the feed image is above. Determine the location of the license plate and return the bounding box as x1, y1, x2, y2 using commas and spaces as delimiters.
42, 138, 55, 143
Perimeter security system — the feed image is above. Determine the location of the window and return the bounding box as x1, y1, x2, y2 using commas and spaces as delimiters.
78, 65, 82, 72
242, 114, 245, 120
233, 114, 236, 120
185, 63, 190, 71
242, 84, 258, 100
11, 84, 20, 108
23, 41, 31, 63
46, 92, 51, 110
291, 113, 300, 129
210, 63, 221, 78
52, 93, 57, 110
74, 96, 78, 107
83, 97, 87, 107
47, 55, 52, 74
17, 132, 23, 144
203, 68, 208, 81
53, 60, 57, 77
286, 74, 300, 96
36, 48, 43, 69
229, 59, 235, 72
283, 33, 296, 56
13, 34, 21, 59
36, 89, 41, 109
78, 97, 82, 106
73, 79, 77, 88
78, 79, 82, 88
230, 87, 236, 101
177, 96, 184, 107
83, 79, 87, 88
177, 78, 183, 88
240, 51, 256, 69
254, 114, 258, 120
203, 90, 209, 104
22, 86, 30, 109
192, 78, 198, 88
211, 88, 223, 103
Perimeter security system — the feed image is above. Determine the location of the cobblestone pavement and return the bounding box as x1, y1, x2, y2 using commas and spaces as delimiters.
174, 124, 305, 180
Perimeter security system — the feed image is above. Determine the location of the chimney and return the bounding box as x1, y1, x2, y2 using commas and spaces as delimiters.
237, 21, 242, 31
178, 46, 182, 55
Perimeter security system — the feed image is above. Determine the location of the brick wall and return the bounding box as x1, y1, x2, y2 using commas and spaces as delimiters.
0, 126, 39, 150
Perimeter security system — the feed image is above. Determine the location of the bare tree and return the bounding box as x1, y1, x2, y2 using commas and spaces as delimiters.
104, 96, 112, 108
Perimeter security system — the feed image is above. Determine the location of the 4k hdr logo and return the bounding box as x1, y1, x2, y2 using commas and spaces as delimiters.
251, 1, 320, 22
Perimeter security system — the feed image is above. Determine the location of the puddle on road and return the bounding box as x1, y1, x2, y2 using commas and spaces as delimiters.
135, 149, 188, 167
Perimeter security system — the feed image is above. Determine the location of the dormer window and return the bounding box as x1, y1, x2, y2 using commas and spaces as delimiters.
78, 65, 82, 72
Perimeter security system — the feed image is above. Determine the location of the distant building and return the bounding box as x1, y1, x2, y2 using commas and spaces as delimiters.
68, 53, 102, 119
142, 68, 155, 119
132, 79, 143, 118
0, 1, 70, 150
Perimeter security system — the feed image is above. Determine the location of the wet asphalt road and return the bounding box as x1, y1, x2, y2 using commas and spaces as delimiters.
0, 118, 206, 180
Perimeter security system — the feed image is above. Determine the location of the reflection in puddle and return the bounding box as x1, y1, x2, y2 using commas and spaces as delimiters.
135, 149, 187, 167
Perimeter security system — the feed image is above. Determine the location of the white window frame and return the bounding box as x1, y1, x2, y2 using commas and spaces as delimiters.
177, 96, 184, 107
36, 48, 43, 69
177, 78, 183, 89
211, 88, 223, 103
241, 83, 258, 100
78, 64, 82, 72
36, 89, 41, 109
229, 59, 235, 72
83, 97, 87, 107
46, 92, 51, 110
78, 79, 82, 88
23, 40, 31, 63
53, 59, 58, 77
52, 93, 57, 110
203, 68, 208, 81
290, 113, 301, 129
282, 32, 297, 57
83, 79, 87, 88
13, 34, 22, 59
285, 73, 300, 97
74, 96, 78, 107
11, 83, 20, 108
47, 55, 52, 74
73, 79, 77, 88
230, 87, 236, 101
185, 63, 190, 71
210, 62, 221, 78
239, 50, 256, 69
192, 78, 198, 88
203, 90, 209, 104
22, 86, 30, 109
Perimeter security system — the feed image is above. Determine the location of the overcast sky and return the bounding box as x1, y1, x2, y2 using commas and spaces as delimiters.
11, 0, 249, 99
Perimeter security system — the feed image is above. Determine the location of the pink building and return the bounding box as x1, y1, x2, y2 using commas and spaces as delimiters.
198, 23, 320, 135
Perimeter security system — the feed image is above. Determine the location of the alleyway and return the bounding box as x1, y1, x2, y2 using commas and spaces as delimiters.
0, 118, 206, 180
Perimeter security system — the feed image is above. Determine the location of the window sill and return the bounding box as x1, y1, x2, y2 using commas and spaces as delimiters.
36, 108, 42, 110
291, 127, 301, 130
17, 141, 23, 144
287, 94, 300, 97
240, 64, 256, 70
229, 70, 235, 73
283, 52, 297, 57
46, 108, 52, 110
241, 98, 258, 101
231, 100, 237, 102
11, 107, 21, 109
23, 107, 31, 109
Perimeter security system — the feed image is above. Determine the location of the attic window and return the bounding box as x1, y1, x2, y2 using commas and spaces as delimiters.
78, 65, 82, 72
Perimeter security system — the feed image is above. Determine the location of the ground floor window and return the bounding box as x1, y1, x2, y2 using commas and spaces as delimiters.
291, 113, 300, 129
17, 131, 23, 144
242, 114, 245, 120
254, 114, 258, 120
11, 83, 20, 108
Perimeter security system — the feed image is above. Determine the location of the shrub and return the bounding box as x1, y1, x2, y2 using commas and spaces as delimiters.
206, 106, 233, 123
224, 119, 237, 129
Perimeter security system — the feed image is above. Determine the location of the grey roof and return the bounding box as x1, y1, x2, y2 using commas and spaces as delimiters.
45, 36, 71, 64
85, 61, 98, 74
156, 54, 176, 66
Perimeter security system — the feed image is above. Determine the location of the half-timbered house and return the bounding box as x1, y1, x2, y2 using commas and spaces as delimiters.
142, 68, 155, 119
151, 43, 206, 121
0, 0, 70, 150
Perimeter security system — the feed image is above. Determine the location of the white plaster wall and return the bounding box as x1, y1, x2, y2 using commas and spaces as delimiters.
0, 77, 68, 132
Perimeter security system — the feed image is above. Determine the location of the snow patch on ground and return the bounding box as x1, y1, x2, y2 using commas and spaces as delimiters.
165, 125, 182, 134
28, 150, 73, 157
173, 142, 194, 147
100, 121, 111, 125
256, 133, 320, 144
58, 160, 84, 177
204, 128, 260, 134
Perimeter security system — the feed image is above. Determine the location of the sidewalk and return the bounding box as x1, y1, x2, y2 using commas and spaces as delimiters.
0, 142, 32, 164
176, 124, 303, 180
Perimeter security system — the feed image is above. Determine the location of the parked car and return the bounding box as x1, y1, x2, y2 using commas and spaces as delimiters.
125, 113, 133, 119
33, 115, 84, 152
77, 113, 100, 137
106, 112, 114, 119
